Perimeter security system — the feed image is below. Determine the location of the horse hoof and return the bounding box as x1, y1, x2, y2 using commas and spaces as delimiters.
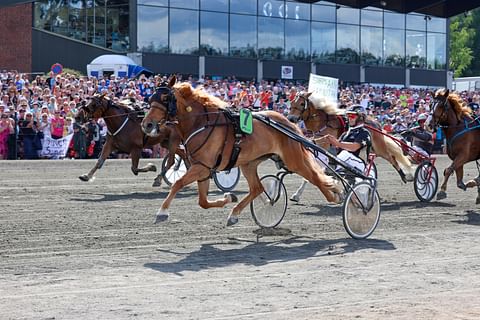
405, 174, 414, 182
79, 175, 90, 182
152, 180, 162, 187
226, 216, 239, 226
149, 164, 157, 172
466, 180, 478, 188
476, 197, 480, 205
224, 193, 238, 203
436, 191, 447, 200
457, 182, 467, 191
154, 209, 169, 224
290, 195, 300, 203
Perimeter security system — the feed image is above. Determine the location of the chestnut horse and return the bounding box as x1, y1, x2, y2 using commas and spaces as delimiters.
141, 76, 342, 225
288, 92, 416, 184
75, 94, 183, 186
430, 89, 480, 203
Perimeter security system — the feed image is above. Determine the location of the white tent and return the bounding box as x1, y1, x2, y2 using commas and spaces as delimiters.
86, 54, 153, 79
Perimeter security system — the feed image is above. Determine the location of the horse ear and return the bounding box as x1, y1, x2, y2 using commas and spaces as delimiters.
168, 75, 177, 88
305, 92, 313, 98
444, 89, 449, 96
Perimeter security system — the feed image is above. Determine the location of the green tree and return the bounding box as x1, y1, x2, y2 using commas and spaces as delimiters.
462, 9, 480, 76
449, 13, 475, 77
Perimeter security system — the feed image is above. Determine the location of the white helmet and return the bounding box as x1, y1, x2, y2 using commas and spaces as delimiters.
417, 113, 428, 121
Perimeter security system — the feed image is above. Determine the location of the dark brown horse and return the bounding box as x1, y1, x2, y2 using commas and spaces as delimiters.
141, 76, 342, 225
288, 91, 416, 183
430, 89, 480, 203
75, 94, 183, 186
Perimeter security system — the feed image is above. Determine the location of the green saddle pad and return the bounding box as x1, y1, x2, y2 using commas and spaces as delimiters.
240, 109, 253, 134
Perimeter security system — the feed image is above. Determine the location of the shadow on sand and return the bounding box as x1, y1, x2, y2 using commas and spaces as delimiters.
144, 235, 395, 275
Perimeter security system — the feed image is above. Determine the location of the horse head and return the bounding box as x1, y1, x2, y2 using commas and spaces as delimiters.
76, 93, 110, 123
430, 89, 452, 130
142, 75, 177, 137
287, 91, 313, 123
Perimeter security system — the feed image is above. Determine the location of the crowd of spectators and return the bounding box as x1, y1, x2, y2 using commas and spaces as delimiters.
1, 69, 479, 160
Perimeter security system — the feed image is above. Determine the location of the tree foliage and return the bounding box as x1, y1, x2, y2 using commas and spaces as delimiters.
449, 11, 476, 77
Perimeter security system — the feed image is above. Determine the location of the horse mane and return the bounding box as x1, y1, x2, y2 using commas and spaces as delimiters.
308, 94, 343, 115
436, 89, 472, 118
174, 82, 228, 109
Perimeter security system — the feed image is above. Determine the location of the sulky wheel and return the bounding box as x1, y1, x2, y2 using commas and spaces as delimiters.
343, 181, 381, 239
213, 167, 241, 192
413, 160, 438, 202
250, 175, 287, 228
162, 154, 187, 186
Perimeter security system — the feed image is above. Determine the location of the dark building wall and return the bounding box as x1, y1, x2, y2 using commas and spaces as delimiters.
32, 29, 113, 74
0, 3, 32, 72
143, 53, 199, 76
205, 56, 257, 79
263, 60, 310, 80
410, 69, 446, 87
365, 66, 406, 85
315, 64, 360, 83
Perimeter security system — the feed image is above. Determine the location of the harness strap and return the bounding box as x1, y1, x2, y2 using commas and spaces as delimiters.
107, 116, 129, 136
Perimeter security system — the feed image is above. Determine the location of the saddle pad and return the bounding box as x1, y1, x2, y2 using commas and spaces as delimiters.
240, 109, 253, 134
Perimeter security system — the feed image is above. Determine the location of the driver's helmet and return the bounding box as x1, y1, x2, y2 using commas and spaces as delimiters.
345, 105, 366, 117
417, 113, 428, 122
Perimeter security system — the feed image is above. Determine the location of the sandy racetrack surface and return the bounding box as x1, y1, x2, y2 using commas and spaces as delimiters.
1, 156, 480, 319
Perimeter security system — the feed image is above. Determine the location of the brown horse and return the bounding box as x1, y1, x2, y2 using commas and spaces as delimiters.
288, 92, 416, 183
430, 89, 480, 203
75, 94, 183, 186
141, 76, 342, 225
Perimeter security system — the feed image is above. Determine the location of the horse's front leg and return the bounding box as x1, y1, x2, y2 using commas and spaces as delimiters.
79, 137, 113, 182
197, 178, 237, 209
227, 161, 264, 226
154, 164, 210, 223
130, 148, 156, 175
437, 156, 468, 199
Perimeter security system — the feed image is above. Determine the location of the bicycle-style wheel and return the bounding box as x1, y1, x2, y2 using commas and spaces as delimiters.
414, 161, 438, 202
343, 181, 381, 239
161, 154, 187, 186
213, 167, 240, 192
250, 175, 287, 228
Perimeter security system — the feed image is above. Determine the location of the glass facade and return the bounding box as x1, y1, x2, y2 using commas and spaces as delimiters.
34, 0, 130, 51
33, 1, 448, 70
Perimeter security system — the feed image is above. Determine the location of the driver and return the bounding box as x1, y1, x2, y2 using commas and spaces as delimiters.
407, 113, 433, 156
325, 105, 371, 174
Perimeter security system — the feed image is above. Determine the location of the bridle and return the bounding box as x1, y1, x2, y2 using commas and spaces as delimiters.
431, 93, 450, 129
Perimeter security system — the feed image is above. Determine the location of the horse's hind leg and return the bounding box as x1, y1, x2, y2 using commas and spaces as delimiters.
154, 164, 210, 223
290, 179, 308, 202
130, 148, 157, 175
227, 160, 264, 226
197, 178, 238, 209
79, 137, 113, 182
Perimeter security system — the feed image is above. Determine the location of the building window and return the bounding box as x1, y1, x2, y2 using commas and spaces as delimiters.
312, 4, 335, 22
170, 0, 199, 10
200, 0, 228, 12
229, 14, 257, 58
336, 23, 359, 64
200, 11, 228, 56
384, 28, 405, 67
311, 21, 335, 63
137, 5, 168, 53
169, 8, 199, 54
285, 19, 310, 61
336, 6, 359, 25
258, 16, 284, 59
361, 26, 382, 65
406, 30, 426, 68
230, 0, 256, 15
427, 32, 446, 70
384, 11, 405, 29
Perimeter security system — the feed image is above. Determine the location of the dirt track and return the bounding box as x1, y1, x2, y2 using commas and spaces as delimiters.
1, 156, 480, 320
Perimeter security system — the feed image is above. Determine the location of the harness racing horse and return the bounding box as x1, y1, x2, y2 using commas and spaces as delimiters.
75, 94, 183, 186
288, 92, 416, 188
141, 76, 342, 225
430, 89, 480, 204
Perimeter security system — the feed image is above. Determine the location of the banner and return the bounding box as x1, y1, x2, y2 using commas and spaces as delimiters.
40, 134, 73, 159
307, 73, 338, 104
281, 66, 293, 79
